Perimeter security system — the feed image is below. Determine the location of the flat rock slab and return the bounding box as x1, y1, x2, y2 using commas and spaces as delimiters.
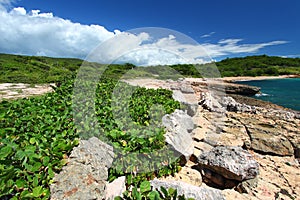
247, 126, 294, 156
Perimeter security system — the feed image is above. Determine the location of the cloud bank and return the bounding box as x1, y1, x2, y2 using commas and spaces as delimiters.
0, 4, 289, 65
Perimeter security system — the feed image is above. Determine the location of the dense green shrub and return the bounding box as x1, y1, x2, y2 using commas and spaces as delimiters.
0, 75, 181, 199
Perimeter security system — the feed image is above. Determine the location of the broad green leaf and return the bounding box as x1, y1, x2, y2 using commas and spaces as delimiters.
168, 188, 176, 196
160, 186, 168, 198
0, 146, 12, 158
42, 156, 50, 165
32, 186, 43, 197
29, 138, 36, 144
132, 187, 141, 200
15, 179, 26, 189
140, 180, 151, 193
148, 191, 161, 200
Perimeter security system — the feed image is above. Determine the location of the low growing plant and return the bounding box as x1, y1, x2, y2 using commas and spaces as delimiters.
114, 180, 195, 200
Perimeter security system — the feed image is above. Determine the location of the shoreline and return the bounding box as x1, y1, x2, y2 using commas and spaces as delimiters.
219, 74, 300, 82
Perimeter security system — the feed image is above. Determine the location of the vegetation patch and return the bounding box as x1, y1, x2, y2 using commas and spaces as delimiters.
0, 72, 182, 199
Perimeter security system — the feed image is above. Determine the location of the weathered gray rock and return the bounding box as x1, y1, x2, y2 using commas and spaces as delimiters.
236, 177, 259, 194
221, 96, 256, 113
163, 109, 195, 132
172, 90, 198, 116
200, 93, 256, 113
150, 179, 225, 200
199, 92, 226, 113
179, 85, 195, 93
196, 146, 259, 182
193, 141, 214, 157
105, 176, 126, 200
50, 137, 114, 200
162, 109, 195, 159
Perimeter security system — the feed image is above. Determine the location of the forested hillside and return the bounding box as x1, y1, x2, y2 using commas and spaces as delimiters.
216, 55, 300, 77
0, 53, 299, 83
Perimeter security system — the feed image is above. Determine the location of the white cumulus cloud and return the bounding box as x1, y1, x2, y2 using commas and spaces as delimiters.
0, 6, 118, 58
0, 5, 289, 66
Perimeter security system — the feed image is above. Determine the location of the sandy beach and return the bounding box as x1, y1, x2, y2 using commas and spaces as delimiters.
219, 74, 300, 82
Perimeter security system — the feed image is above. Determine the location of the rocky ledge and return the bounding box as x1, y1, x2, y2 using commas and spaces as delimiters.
50, 78, 299, 200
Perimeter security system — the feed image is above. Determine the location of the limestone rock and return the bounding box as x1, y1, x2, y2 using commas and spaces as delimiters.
179, 85, 195, 94
199, 92, 226, 113
188, 79, 260, 96
222, 189, 259, 200
162, 109, 195, 158
250, 131, 294, 156
242, 153, 300, 200
159, 166, 202, 186
221, 96, 256, 113
105, 176, 126, 200
163, 109, 195, 132
193, 141, 214, 157
50, 163, 106, 200
222, 83, 260, 96
50, 137, 114, 200
150, 179, 225, 200
243, 122, 294, 156
69, 137, 114, 167
196, 146, 259, 182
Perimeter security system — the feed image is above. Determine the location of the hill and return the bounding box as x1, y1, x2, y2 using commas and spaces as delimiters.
0, 53, 300, 83
217, 55, 300, 77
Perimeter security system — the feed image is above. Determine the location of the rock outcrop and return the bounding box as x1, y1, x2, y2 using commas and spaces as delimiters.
199, 92, 256, 113
50, 137, 114, 200
189, 79, 260, 96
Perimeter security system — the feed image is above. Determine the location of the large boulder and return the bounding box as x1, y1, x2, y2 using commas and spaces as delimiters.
150, 179, 225, 200
196, 146, 259, 188
162, 109, 195, 159
50, 137, 114, 200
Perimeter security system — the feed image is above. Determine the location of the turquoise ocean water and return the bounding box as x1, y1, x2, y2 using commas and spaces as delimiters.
236, 78, 300, 111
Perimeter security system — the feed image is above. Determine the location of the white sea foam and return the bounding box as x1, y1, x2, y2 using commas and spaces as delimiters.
255, 93, 269, 97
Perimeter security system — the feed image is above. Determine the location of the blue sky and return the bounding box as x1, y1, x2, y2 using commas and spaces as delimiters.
0, 0, 299, 65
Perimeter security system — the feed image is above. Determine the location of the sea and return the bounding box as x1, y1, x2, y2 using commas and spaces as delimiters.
236, 78, 300, 111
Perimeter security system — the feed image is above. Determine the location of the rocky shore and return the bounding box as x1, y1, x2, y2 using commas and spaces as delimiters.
50, 78, 299, 200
